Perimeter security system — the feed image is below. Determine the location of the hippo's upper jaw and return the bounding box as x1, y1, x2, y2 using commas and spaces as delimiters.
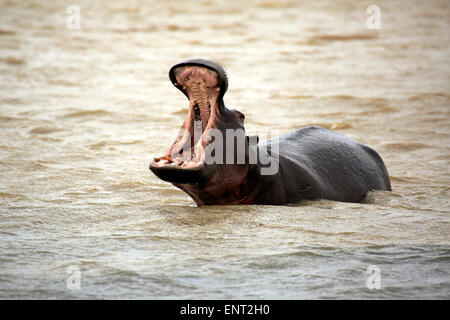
149, 59, 241, 184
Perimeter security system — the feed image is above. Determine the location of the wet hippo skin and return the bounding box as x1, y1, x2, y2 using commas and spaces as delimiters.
150, 59, 391, 206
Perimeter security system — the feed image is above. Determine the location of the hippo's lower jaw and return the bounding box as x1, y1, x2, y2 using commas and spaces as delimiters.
149, 161, 208, 184
149, 143, 208, 184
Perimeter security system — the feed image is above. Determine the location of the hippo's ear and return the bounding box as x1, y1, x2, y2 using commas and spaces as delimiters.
246, 135, 259, 146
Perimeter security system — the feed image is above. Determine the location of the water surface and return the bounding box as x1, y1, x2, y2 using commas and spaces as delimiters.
0, 0, 449, 299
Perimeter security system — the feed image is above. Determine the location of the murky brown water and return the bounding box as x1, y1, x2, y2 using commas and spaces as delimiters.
0, 0, 449, 299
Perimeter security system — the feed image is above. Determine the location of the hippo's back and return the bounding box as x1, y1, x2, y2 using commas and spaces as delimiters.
260, 126, 391, 203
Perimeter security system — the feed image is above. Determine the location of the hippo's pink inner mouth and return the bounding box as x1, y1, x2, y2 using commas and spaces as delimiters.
151, 66, 221, 170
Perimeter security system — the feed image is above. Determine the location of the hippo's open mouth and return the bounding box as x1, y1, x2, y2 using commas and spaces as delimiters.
150, 59, 228, 183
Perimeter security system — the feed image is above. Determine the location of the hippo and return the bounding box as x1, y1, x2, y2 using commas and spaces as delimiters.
149, 59, 391, 206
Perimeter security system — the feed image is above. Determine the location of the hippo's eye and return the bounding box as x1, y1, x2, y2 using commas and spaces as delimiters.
235, 111, 245, 121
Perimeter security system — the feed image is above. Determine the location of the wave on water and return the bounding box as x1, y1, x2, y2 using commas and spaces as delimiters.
380, 142, 434, 152
1, 57, 25, 65
28, 126, 63, 135
407, 92, 450, 102
60, 109, 115, 119
307, 33, 378, 45
0, 29, 16, 35
88, 139, 143, 150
